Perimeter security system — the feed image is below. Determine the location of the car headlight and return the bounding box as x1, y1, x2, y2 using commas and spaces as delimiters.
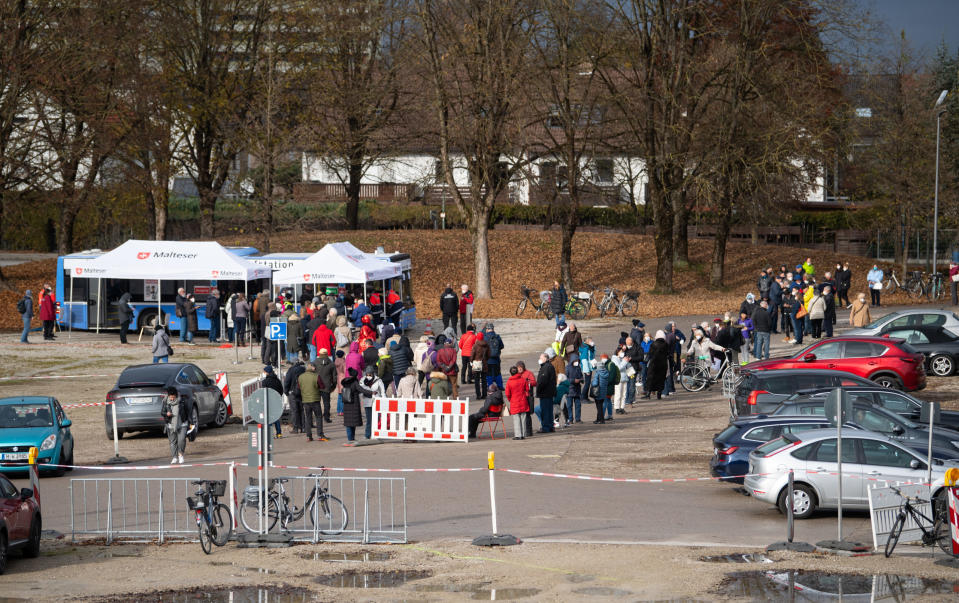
951, 441, 959, 450
40, 434, 57, 451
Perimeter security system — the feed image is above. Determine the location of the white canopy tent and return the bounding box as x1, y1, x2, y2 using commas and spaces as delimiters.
69, 240, 272, 335
272, 242, 401, 285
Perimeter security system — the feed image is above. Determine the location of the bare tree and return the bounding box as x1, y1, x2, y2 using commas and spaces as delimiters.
529, 0, 612, 291
155, 0, 269, 239
417, 0, 537, 298
302, 1, 409, 231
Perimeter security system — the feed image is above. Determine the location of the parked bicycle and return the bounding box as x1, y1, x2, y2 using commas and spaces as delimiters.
239, 471, 348, 535
883, 485, 951, 557
186, 479, 232, 554
515, 285, 550, 318
912, 272, 947, 301
680, 349, 733, 393
544, 296, 588, 321
883, 270, 904, 293
595, 287, 639, 317
904, 271, 927, 300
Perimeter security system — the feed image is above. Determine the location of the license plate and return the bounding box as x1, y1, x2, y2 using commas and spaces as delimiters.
126, 396, 155, 405
0, 452, 28, 461
713, 447, 719, 457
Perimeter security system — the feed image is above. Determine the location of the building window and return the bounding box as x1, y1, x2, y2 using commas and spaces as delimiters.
595, 159, 613, 183
855, 107, 872, 118
434, 160, 444, 184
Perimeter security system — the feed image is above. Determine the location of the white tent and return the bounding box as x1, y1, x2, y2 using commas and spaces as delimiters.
81, 240, 272, 280
272, 242, 401, 285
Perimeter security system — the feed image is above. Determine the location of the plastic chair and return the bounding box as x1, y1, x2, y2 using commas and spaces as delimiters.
476, 415, 506, 440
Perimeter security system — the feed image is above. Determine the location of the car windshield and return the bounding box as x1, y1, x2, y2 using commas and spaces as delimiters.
716, 424, 740, 441
117, 365, 173, 388
754, 435, 796, 456
791, 342, 821, 358
864, 314, 897, 330
0, 403, 54, 428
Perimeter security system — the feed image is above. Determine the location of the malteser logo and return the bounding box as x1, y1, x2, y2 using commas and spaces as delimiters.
303, 274, 310, 282
211, 270, 219, 278
135, 251, 199, 260
137, 252, 150, 260
75, 267, 83, 275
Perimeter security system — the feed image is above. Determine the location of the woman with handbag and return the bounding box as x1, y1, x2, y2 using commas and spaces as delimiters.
789, 289, 806, 345
152, 325, 172, 363
470, 332, 490, 400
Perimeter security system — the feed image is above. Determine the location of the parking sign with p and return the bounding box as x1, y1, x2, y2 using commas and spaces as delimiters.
267, 322, 287, 341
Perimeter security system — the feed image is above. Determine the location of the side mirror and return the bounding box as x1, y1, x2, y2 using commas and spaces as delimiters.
909, 459, 924, 470
20, 488, 33, 500
803, 353, 817, 362
61, 418, 72, 428
892, 425, 905, 435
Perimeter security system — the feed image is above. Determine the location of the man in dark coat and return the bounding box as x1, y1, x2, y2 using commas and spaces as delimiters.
535, 353, 557, 433
175, 288, 190, 342
644, 331, 670, 399
389, 340, 411, 390
315, 348, 337, 424
284, 360, 307, 433
822, 284, 837, 338
205, 289, 220, 343
439, 284, 459, 334
768, 276, 783, 334
549, 281, 568, 326
468, 384, 504, 438
261, 365, 284, 437
341, 368, 364, 444
118, 292, 134, 344
836, 263, 852, 308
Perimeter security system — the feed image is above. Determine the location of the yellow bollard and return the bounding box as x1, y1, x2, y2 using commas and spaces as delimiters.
488, 451, 495, 470
945, 467, 959, 487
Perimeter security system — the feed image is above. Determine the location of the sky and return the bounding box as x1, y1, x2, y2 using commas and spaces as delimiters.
865, 0, 959, 58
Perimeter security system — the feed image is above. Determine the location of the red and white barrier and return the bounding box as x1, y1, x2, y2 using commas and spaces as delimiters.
948, 487, 959, 556
372, 397, 468, 443
62, 401, 113, 409
214, 371, 233, 416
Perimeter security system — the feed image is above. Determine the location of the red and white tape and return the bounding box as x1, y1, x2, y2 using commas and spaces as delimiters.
62, 401, 113, 409
0, 374, 116, 381
495, 468, 774, 483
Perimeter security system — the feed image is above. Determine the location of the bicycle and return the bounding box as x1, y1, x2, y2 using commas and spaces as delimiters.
596, 287, 640, 317
186, 479, 233, 554
547, 297, 588, 321
925, 272, 946, 301
239, 471, 348, 535
679, 349, 733, 393
883, 485, 952, 557
883, 270, 904, 293
515, 285, 550, 318
905, 271, 927, 300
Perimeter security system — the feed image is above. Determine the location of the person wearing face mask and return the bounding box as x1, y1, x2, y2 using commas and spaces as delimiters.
359, 366, 385, 439
685, 328, 725, 371
639, 332, 653, 393
612, 347, 631, 414
535, 353, 557, 432
866, 264, 884, 307
590, 356, 610, 424
850, 292, 872, 328
836, 262, 852, 308
565, 353, 583, 424
578, 338, 596, 401
645, 331, 672, 400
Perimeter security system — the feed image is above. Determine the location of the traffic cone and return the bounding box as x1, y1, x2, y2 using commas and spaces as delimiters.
424, 321, 434, 336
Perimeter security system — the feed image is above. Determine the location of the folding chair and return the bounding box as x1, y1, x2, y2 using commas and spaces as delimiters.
476, 415, 506, 440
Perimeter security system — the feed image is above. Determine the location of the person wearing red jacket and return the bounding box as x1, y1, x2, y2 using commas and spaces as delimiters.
38, 284, 57, 340
458, 284, 474, 334
312, 322, 336, 358
358, 313, 376, 343
504, 366, 530, 440
516, 360, 537, 438
457, 325, 476, 385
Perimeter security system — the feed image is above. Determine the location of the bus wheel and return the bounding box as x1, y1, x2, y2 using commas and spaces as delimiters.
138, 310, 165, 331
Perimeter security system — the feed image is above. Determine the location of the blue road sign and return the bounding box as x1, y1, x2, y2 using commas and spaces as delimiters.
268, 322, 287, 341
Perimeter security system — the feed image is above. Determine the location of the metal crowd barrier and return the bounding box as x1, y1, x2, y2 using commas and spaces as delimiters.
69, 474, 407, 545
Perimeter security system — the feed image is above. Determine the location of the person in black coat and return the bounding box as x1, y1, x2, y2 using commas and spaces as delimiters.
549, 281, 568, 326
644, 332, 670, 399
440, 284, 459, 334
768, 277, 783, 334
822, 284, 837, 337
341, 368, 363, 444
284, 361, 307, 433
118, 292, 134, 344
261, 365, 284, 437
836, 263, 852, 308
468, 384, 505, 438
535, 354, 557, 432
389, 340, 411, 390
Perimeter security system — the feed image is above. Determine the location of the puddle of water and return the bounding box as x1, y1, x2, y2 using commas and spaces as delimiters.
303, 551, 392, 562
720, 570, 959, 599
699, 553, 773, 564
573, 586, 634, 597
99, 586, 314, 602
94, 551, 143, 559
565, 574, 595, 583
209, 561, 274, 574
315, 570, 432, 588
411, 584, 538, 600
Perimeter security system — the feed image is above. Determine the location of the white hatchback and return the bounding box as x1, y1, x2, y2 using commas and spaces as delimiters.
846, 309, 959, 337
743, 428, 958, 519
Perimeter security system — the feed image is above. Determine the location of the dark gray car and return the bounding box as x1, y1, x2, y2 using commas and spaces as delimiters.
104, 364, 228, 439
734, 369, 876, 417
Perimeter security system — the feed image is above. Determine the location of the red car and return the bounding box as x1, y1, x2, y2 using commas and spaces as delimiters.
744, 336, 926, 391
0, 474, 40, 574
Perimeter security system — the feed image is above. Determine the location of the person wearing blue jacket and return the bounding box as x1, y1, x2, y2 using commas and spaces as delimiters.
565, 356, 583, 424
590, 355, 609, 424
866, 264, 884, 307
768, 276, 783, 333
578, 338, 595, 401
350, 299, 370, 327
639, 333, 652, 392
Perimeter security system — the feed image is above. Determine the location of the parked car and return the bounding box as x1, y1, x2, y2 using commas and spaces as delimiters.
844, 309, 959, 338
875, 324, 959, 377
734, 369, 876, 417
743, 336, 926, 392
770, 386, 959, 431
768, 394, 959, 459
105, 364, 228, 440
744, 429, 959, 519
0, 397, 74, 477
711, 417, 843, 483
0, 473, 40, 574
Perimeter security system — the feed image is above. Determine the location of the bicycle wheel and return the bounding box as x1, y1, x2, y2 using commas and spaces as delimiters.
210, 503, 233, 546
568, 300, 587, 320
679, 364, 710, 393
310, 494, 349, 535
933, 495, 955, 555
239, 496, 279, 533
515, 298, 527, 317
198, 519, 213, 555
931, 282, 946, 301
619, 297, 638, 317
884, 512, 906, 557
884, 278, 897, 293
906, 280, 925, 300
543, 306, 554, 320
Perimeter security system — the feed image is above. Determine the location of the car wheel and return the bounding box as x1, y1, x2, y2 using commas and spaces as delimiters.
49, 450, 65, 477
23, 515, 41, 558
872, 374, 902, 390
777, 483, 816, 519
0, 529, 7, 575
211, 398, 228, 428
188, 405, 199, 442
64, 445, 74, 472
930, 355, 955, 377
105, 425, 123, 441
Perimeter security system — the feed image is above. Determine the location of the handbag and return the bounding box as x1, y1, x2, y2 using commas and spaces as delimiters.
795, 304, 808, 319
471, 359, 483, 371
952, 273, 959, 283
166, 344, 174, 356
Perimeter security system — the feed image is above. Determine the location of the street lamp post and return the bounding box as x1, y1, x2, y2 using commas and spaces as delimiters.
933, 89, 948, 274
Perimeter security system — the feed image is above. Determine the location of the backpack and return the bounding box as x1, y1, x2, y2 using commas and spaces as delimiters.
487, 333, 502, 357
418, 349, 434, 373
17, 298, 27, 314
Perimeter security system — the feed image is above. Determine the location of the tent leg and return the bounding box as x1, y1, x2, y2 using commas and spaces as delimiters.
69, 276, 74, 340
96, 278, 101, 334
157, 279, 162, 326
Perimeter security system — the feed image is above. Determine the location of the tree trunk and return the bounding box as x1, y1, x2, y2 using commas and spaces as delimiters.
672, 188, 690, 267
469, 205, 493, 299
750, 223, 759, 245
710, 189, 733, 289
198, 187, 216, 239
345, 154, 362, 230
57, 203, 78, 255
145, 191, 157, 239
560, 217, 576, 291
261, 151, 274, 253
650, 179, 675, 293
154, 184, 168, 241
